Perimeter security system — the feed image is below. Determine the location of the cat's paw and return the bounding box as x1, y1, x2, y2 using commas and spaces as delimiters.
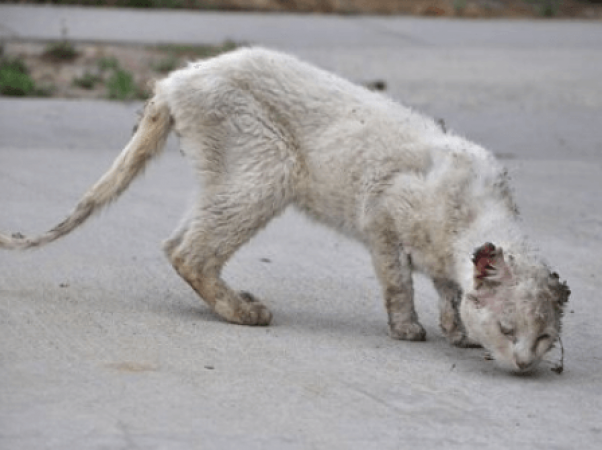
389, 321, 427, 341
214, 291, 272, 326
442, 329, 482, 348
237, 291, 273, 326
449, 334, 482, 348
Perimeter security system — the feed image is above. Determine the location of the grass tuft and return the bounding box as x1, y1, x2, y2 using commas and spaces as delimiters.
43, 40, 79, 61
0, 54, 36, 96
73, 71, 103, 89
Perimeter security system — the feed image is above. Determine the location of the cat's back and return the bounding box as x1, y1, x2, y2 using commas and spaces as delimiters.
158, 47, 454, 172
159, 47, 344, 104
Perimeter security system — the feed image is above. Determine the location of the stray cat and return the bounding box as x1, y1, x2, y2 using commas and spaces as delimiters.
0, 47, 570, 372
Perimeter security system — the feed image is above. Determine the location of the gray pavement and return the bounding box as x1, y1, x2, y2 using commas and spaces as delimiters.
1, 5, 602, 450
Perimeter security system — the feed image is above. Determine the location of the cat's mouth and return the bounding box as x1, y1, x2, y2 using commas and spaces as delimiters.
512, 360, 540, 374
508, 337, 564, 375
513, 354, 540, 372
485, 348, 542, 373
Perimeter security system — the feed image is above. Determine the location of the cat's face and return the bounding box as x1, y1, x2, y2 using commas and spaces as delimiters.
460, 243, 570, 372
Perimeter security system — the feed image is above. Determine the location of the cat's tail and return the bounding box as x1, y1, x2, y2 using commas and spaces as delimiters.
0, 93, 173, 250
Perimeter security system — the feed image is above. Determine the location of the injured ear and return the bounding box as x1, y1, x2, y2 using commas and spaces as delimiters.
472, 242, 510, 288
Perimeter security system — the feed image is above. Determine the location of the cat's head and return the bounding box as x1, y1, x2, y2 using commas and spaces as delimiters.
460, 242, 570, 372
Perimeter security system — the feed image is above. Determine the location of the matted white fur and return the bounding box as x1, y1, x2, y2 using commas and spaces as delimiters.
0, 47, 569, 372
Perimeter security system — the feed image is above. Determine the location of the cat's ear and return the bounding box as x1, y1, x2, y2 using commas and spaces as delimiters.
549, 271, 570, 306
472, 242, 511, 289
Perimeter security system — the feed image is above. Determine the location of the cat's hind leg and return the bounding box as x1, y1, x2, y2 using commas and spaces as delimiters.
165, 181, 289, 326
162, 206, 194, 260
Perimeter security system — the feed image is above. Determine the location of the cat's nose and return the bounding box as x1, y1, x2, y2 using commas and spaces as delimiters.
516, 360, 531, 371
514, 356, 535, 371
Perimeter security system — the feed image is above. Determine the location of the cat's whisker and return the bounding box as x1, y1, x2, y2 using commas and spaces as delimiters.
550, 336, 565, 374
540, 336, 564, 374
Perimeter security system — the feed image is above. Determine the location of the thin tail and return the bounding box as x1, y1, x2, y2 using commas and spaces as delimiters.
0, 94, 172, 250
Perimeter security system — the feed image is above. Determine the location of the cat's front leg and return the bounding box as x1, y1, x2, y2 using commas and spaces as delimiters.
433, 278, 480, 348
368, 229, 426, 341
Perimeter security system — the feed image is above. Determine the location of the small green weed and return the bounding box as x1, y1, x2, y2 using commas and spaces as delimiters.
97, 56, 121, 72
124, 0, 184, 7
73, 71, 102, 89
540, 0, 562, 17
155, 40, 241, 59
43, 40, 79, 61
152, 53, 181, 73
0, 67, 35, 96
0, 54, 28, 75
97, 56, 149, 100
0, 55, 34, 96
106, 68, 135, 100
453, 0, 467, 14
106, 68, 147, 100
525, 0, 562, 17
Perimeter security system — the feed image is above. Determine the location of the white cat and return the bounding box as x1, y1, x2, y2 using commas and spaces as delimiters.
0, 47, 569, 372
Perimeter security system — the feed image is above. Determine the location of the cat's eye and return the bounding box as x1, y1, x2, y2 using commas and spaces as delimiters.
533, 334, 553, 352
499, 323, 514, 338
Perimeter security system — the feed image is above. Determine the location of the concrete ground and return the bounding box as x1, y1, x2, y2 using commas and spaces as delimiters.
1, 5, 601, 450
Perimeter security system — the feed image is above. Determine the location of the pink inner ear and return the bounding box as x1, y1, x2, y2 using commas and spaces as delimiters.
473, 243, 496, 279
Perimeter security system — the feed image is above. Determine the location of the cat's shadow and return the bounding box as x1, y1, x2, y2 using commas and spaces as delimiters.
155, 293, 395, 339
154, 298, 569, 381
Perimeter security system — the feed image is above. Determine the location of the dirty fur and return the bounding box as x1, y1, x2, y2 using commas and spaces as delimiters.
0, 48, 570, 372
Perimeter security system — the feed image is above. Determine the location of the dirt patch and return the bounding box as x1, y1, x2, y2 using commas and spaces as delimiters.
1, 40, 391, 99
13, 1, 602, 18
2, 1, 601, 99
222, 0, 602, 18
1, 40, 239, 100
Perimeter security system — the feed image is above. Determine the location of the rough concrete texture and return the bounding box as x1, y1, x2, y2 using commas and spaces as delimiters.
1, 5, 601, 450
